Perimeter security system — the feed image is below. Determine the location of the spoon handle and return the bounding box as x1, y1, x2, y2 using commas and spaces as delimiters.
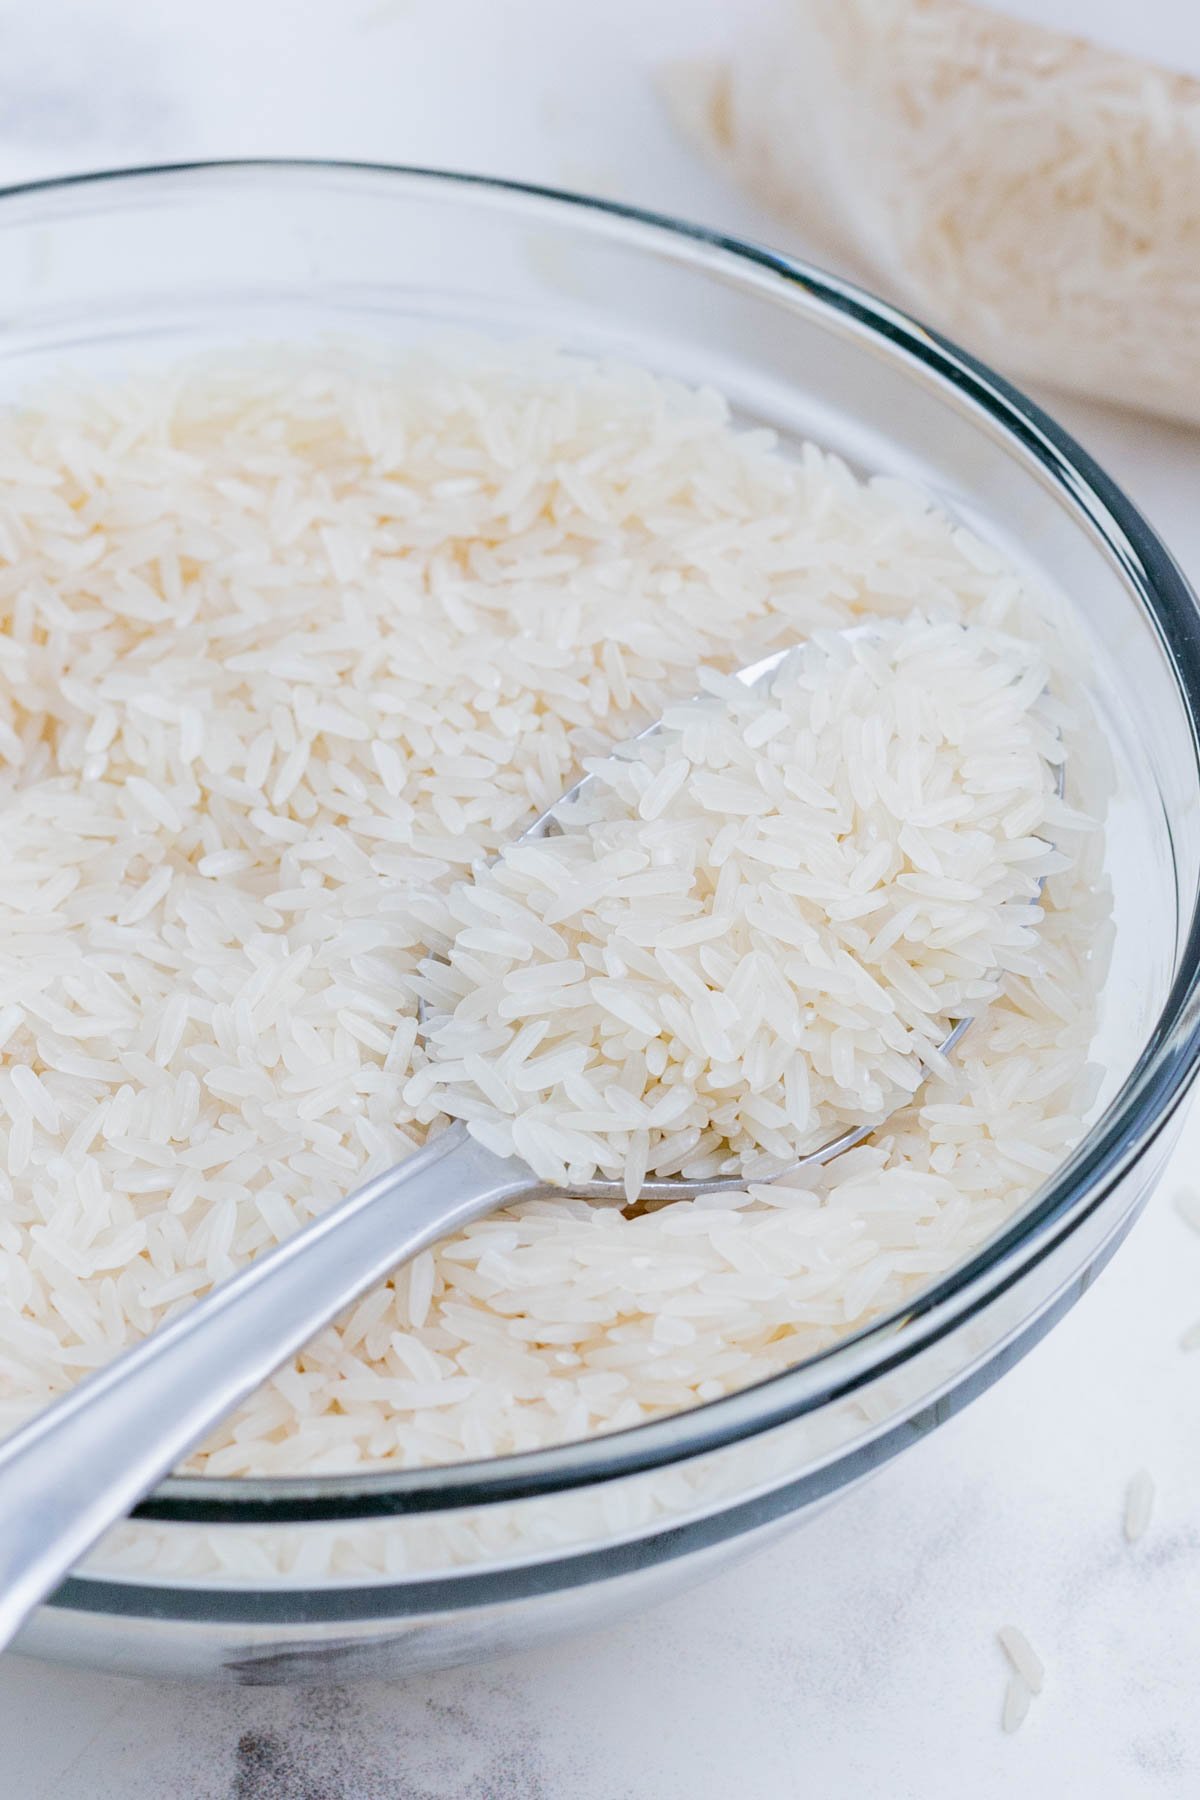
0, 1124, 528, 1652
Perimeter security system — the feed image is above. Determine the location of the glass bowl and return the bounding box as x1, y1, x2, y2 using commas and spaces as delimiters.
4, 161, 1200, 1684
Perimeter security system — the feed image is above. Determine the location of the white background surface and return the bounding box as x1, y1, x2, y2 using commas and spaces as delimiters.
2, 2, 1200, 1794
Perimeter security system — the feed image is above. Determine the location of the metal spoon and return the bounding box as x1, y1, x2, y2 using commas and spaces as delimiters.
0, 631, 1026, 1650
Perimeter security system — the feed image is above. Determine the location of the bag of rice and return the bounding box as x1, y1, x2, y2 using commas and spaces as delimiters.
662, 0, 1200, 426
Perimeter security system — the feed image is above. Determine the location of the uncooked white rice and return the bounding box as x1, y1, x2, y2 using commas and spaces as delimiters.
997, 1623, 1044, 1695
1124, 1467, 1155, 1542
0, 344, 1109, 1490
413, 618, 1066, 1198
1002, 1671, 1033, 1735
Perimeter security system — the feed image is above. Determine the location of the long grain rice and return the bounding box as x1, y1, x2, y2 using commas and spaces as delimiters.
414, 619, 1065, 1198
0, 344, 1109, 1503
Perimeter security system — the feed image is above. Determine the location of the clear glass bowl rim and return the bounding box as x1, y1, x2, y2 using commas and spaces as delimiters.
3, 157, 1199, 1528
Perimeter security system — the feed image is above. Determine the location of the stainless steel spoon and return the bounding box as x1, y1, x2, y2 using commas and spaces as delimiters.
0, 632, 1020, 1650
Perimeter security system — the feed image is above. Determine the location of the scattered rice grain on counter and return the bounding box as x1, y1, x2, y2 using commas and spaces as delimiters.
1124, 1468, 1155, 1543
997, 1624, 1044, 1695
1001, 1672, 1033, 1735
0, 344, 1111, 1487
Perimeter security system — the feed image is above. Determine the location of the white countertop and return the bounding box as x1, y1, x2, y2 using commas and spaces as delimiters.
3, 2, 1200, 1793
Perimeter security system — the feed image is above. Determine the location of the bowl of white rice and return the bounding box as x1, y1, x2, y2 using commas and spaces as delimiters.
3, 161, 1200, 1684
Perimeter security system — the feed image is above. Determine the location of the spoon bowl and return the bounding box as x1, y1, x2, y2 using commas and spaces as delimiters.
414, 626, 1045, 1201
